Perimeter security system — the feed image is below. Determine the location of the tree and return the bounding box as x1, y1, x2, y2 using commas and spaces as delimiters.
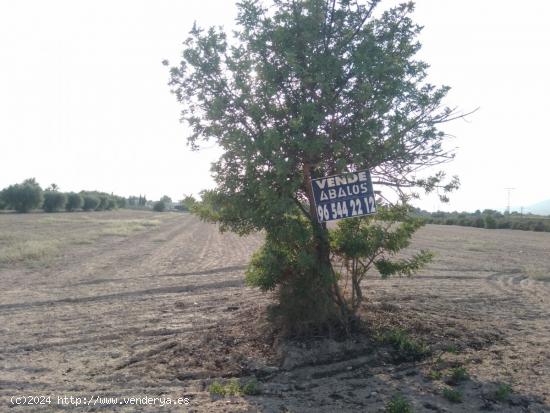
82, 194, 100, 211
153, 200, 166, 212
43, 190, 67, 212
161, 195, 172, 204
65, 192, 84, 212
2, 178, 43, 212
168, 0, 461, 333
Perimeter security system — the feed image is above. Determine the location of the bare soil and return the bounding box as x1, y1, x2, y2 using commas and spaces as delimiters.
1, 211, 549, 412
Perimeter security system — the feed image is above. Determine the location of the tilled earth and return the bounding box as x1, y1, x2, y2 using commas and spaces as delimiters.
1, 211, 549, 412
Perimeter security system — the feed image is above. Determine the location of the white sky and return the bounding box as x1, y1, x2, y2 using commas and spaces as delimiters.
0, 0, 548, 211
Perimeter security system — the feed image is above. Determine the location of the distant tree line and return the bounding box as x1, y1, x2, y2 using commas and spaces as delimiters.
414, 208, 550, 233
0, 179, 196, 214
0, 178, 127, 213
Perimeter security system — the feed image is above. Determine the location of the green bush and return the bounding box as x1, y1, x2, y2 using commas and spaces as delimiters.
208, 378, 260, 397
106, 198, 117, 210
42, 191, 67, 212
153, 201, 166, 212
381, 328, 430, 362
495, 383, 512, 401
1, 178, 43, 212
484, 215, 497, 229
532, 221, 545, 232
442, 388, 462, 403
497, 220, 511, 229
473, 217, 485, 228
96, 195, 110, 211
386, 394, 413, 413
65, 192, 83, 211
82, 195, 100, 211
115, 196, 127, 208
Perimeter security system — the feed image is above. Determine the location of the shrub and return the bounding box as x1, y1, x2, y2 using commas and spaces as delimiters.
442, 388, 462, 403
484, 215, 497, 229
472, 217, 485, 228
208, 378, 257, 397
495, 383, 512, 401
65, 192, 83, 211
115, 196, 127, 208
381, 328, 430, 362
42, 191, 67, 212
96, 195, 110, 211
385, 394, 413, 413
497, 220, 511, 229
106, 198, 117, 210
532, 221, 545, 232
2, 178, 43, 212
444, 218, 456, 225
153, 201, 166, 212
447, 366, 469, 385
82, 195, 100, 211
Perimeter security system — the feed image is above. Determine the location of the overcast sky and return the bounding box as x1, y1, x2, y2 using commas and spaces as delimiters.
1, 1, 548, 211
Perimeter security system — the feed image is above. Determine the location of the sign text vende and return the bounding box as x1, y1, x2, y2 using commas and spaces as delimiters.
311, 170, 376, 223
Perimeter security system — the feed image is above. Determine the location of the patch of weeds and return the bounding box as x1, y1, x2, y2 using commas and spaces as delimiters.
522, 265, 550, 282
208, 378, 261, 397
442, 388, 462, 403
445, 344, 459, 354
242, 379, 261, 395
495, 383, 512, 402
385, 394, 413, 413
0, 240, 59, 264
382, 329, 430, 362
428, 369, 442, 380
446, 366, 469, 385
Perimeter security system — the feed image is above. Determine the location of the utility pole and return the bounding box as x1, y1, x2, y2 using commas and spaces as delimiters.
504, 188, 515, 214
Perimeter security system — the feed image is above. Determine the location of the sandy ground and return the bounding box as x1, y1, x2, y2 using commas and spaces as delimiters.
0, 211, 549, 412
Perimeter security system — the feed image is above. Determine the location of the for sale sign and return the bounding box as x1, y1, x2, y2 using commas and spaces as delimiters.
310, 170, 376, 223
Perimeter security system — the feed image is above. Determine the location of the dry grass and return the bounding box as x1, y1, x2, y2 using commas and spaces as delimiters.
0, 239, 60, 264
523, 265, 550, 281
0, 212, 170, 266
100, 219, 161, 237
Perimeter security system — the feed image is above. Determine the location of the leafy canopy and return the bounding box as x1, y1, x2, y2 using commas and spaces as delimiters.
168, 0, 459, 233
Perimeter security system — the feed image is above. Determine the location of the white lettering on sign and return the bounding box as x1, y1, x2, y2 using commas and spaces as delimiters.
314, 172, 369, 190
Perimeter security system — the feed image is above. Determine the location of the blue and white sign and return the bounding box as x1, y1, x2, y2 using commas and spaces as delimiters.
311, 170, 376, 223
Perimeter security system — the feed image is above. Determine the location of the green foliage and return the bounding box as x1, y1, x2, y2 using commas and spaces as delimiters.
82, 195, 100, 211
495, 383, 512, 402
442, 388, 462, 403
447, 366, 469, 385
2, 178, 43, 212
65, 192, 83, 211
96, 195, 110, 211
208, 378, 260, 397
484, 215, 497, 229
427, 369, 442, 380
445, 344, 459, 354
330, 204, 433, 316
153, 200, 166, 212
42, 191, 67, 212
385, 394, 413, 413
170, 0, 459, 331
381, 328, 430, 362
419, 209, 550, 233
114, 196, 127, 208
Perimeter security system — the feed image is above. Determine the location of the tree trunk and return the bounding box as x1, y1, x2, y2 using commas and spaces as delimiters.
302, 162, 350, 328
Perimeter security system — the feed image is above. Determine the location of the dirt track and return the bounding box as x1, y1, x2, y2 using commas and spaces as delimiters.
1, 211, 549, 412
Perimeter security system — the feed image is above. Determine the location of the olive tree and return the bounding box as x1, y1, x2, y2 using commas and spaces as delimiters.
168, 0, 461, 333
